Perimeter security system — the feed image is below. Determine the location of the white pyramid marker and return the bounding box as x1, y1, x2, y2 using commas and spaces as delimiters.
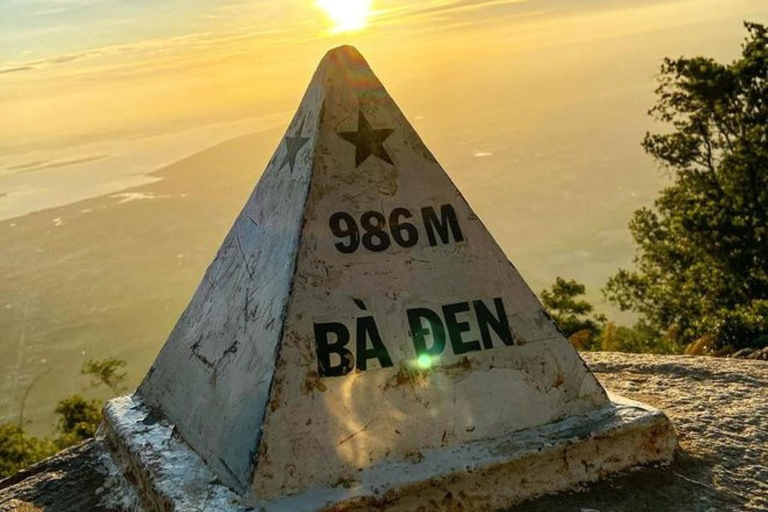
103, 46, 676, 512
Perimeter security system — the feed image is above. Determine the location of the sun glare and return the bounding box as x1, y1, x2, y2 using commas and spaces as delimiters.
416, 354, 432, 370
316, 0, 372, 33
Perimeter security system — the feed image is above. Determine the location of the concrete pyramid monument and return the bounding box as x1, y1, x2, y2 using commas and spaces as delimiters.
104, 46, 676, 512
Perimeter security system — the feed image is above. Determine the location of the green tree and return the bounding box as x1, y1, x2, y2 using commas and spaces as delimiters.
599, 321, 678, 354
0, 358, 128, 478
541, 277, 606, 349
53, 395, 102, 449
605, 22, 768, 351
82, 358, 128, 394
0, 395, 104, 477
0, 424, 56, 478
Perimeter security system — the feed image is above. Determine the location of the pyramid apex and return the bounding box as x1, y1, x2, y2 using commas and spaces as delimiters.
323, 44, 366, 63
316, 45, 378, 87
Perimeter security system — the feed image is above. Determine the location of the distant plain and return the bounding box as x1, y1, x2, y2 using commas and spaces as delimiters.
1, 0, 766, 433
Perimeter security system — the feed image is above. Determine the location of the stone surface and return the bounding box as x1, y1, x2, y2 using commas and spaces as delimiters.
558, 352, 767, 512
100, 392, 674, 512
0, 439, 139, 512
136, 44, 611, 503
2, 353, 765, 512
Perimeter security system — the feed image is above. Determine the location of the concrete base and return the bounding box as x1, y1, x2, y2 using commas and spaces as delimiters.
102, 394, 676, 512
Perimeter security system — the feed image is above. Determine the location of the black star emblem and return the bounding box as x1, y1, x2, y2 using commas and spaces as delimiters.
280, 117, 310, 172
338, 111, 394, 167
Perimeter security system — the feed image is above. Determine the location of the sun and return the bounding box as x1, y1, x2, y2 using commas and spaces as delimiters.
316, 0, 372, 33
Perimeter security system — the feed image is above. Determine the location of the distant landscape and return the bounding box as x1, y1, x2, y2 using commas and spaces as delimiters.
1, 0, 765, 437
0, 132, 276, 433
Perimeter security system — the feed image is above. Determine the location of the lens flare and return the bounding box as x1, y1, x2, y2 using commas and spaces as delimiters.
316, 0, 372, 33
416, 353, 432, 370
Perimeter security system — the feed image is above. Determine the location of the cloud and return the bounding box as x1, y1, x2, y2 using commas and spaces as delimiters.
7, 160, 50, 171
5, 0, 108, 16
411, 0, 531, 16
0, 50, 96, 76
8, 155, 108, 173
47, 55, 81, 64
0, 21, 314, 83
0, 66, 35, 75
0, 0, 533, 80
0, 51, 95, 76
373, 0, 532, 25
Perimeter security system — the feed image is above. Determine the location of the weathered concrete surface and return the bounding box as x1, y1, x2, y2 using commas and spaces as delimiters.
101, 396, 241, 512
136, 46, 322, 493
134, 44, 613, 502
2, 353, 765, 512
100, 392, 674, 512
250, 45, 610, 501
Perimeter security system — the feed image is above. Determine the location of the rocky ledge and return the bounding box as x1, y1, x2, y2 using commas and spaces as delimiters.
1, 352, 766, 512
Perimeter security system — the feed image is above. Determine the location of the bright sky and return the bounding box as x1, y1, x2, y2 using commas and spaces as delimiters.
1, 0, 766, 293
2, 0, 767, 435
1, 0, 762, 156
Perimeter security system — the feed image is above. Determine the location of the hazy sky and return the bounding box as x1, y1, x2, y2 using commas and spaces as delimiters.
1, 0, 766, 301
1, 1, 767, 429
2, 0, 764, 155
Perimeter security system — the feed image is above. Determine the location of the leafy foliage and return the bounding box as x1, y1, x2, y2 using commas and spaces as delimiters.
0, 424, 56, 478
0, 358, 126, 478
541, 277, 606, 349
540, 277, 686, 353
605, 22, 768, 351
82, 358, 128, 394
598, 321, 678, 354
53, 395, 102, 449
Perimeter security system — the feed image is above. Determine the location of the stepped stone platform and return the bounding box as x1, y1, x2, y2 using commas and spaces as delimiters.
2, 352, 765, 512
